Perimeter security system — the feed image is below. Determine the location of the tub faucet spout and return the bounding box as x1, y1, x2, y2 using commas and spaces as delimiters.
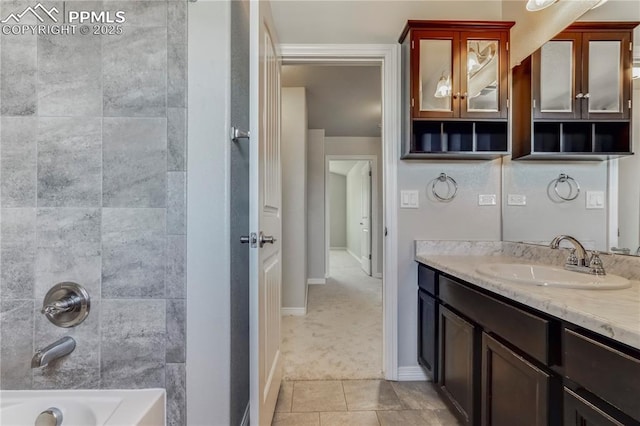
31, 336, 76, 368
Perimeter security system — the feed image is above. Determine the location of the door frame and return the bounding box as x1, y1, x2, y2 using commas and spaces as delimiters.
281, 43, 400, 380
325, 156, 378, 278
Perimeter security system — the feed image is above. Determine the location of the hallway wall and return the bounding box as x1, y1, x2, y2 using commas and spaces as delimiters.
346, 162, 367, 259
330, 172, 347, 249
0, 2, 187, 424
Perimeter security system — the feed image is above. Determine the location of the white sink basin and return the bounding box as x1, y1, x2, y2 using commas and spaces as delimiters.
476, 263, 631, 290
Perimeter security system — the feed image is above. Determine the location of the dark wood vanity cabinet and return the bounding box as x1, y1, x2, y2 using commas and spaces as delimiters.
417, 262, 640, 426
481, 333, 550, 426
399, 21, 514, 159
512, 22, 638, 160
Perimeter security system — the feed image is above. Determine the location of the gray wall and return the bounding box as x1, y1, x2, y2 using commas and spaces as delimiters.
396, 160, 502, 367
0, 2, 187, 425
307, 129, 326, 281
282, 88, 308, 308
329, 173, 347, 248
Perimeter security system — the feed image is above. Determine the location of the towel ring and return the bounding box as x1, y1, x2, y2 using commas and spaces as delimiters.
431, 173, 458, 202
553, 173, 580, 201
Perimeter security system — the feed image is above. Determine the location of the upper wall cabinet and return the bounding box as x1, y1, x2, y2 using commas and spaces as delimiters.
533, 26, 632, 121
400, 21, 514, 159
512, 22, 639, 161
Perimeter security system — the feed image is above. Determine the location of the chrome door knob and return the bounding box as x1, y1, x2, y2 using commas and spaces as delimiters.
259, 232, 277, 248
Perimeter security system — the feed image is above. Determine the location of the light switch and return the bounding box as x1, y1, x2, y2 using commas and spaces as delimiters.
586, 191, 605, 209
400, 190, 419, 209
478, 194, 497, 206
507, 194, 527, 206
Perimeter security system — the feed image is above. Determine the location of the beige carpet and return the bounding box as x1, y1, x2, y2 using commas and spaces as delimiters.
281, 250, 383, 380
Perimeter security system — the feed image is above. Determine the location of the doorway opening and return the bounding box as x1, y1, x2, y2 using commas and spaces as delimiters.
280, 64, 384, 380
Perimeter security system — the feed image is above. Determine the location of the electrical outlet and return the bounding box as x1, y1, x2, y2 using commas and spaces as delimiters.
586, 191, 605, 209
507, 194, 527, 206
478, 194, 497, 206
400, 190, 419, 209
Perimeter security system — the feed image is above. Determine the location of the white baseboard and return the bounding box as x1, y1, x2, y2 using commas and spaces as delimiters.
374, 272, 382, 279
397, 366, 430, 382
330, 246, 347, 250
307, 278, 326, 285
281, 307, 306, 316
240, 402, 249, 426
346, 249, 360, 263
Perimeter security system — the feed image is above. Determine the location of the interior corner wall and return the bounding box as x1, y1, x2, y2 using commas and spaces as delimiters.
282, 88, 308, 308
307, 129, 326, 281
329, 172, 347, 249
325, 137, 383, 276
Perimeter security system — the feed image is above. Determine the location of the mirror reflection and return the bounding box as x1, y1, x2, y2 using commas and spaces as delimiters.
540, 41, 574, 112
467, 40, 499, 111
503, 80, 640, 256
419, 39, 452, 111
588, 40, 621, 113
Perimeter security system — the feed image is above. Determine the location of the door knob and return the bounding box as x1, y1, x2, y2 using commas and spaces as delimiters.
240, 233, 257, 247
259, 232, 277, 248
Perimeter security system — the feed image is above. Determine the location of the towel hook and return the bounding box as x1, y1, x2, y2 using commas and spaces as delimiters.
431, 173, 458, 202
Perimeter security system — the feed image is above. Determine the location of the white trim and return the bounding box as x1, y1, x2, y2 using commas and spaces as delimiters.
374, 272, 383, 279
240, 403, 250, 426
330, 246, 348, 250
326, 155, 379, 278
281, 307, 307, 316
281, 43, 400, 381
346, 248, 360, 264
608, 159, 619, 250
307, 278, 326, 285
397, 366, 430, 382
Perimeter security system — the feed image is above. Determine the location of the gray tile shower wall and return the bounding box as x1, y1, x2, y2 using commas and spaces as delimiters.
0, 1, 187, 425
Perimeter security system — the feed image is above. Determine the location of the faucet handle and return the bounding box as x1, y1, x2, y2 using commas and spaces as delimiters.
566, 249, 579, 266
588, 251, 606, 276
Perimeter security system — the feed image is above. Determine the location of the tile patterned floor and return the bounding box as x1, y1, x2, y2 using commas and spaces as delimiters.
272, 380, 462, 426
281, 250, 383, 380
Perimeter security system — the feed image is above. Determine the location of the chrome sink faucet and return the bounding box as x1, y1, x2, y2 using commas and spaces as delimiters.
31, 336, 76, 368
549, 235, 606, 276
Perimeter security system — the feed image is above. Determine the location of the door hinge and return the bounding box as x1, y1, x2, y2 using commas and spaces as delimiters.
629, 99, 632, 109
506, 42, 509, 51
369, 254, 372, 260
630, 42, 633, 52
533, 99, 536, 109
506, 98, 509, 109
384, 227, 388, 237
411, 98, 415, 108
412, 40, 414, 49
369, 171, 372, 177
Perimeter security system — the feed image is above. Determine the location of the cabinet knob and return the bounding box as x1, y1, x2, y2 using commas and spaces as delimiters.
461, 92, 467, 100
575, 93, 584, 99
453, 92, 460, 99
583, 93, 590, 99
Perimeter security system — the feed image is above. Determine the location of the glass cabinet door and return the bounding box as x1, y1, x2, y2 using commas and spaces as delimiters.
414, 32, 458, 118
587, 41, 620, 113
465, 39, 499, 112
540, 41, 574, 112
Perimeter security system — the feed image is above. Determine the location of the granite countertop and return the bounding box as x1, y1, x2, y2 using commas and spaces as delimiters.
415, 253, 640, 351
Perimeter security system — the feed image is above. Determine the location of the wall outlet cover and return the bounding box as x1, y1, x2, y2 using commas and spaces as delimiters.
400, 190, 419, 209
478, 194, 497, 206
507, 194, 527, 206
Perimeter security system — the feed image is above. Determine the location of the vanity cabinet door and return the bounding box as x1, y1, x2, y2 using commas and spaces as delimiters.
564, 388, 626, 426
480, 333, 549, 426
438, 305, 478, 426
418, 289, 438, 380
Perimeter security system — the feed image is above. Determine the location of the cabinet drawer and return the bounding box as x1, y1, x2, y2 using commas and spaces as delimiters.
440, 276, 550, 365
564, 329, 640, 422
418, 263, 437, 295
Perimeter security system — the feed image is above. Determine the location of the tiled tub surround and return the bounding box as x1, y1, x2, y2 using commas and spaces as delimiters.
0, 2, 187, 425
415, 241, 640, 350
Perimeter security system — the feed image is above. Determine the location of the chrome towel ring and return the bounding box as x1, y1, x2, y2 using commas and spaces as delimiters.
553, 173, 580, 201
431, 173, 458, 202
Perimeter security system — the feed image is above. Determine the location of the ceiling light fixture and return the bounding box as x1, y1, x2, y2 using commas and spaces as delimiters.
434, 74, 451, 98
526, 0, 559, 12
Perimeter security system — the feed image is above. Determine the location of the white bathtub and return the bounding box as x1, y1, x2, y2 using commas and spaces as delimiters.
0, 389, 165, 426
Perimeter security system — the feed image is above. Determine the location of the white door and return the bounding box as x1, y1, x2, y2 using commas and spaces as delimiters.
360, 162, 372, 276
249, 1, 282, 425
